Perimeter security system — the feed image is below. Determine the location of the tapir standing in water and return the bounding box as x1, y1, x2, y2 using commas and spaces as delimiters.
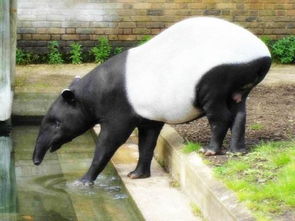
33, 17, 271, 185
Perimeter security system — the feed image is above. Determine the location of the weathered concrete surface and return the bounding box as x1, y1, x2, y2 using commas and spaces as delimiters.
263, 64, 295, 85
93, 125, 201, 221
13, 64, 96, 117
154, 125, 254, 221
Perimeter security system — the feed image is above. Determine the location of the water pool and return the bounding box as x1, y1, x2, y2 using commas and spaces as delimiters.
0, 126, 143, 221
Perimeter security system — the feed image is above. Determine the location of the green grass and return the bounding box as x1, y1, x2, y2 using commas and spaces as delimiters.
190, 202, 204, 218
212, 140, 295, 220
182, 142, 201, 153
249, 123, 264, 130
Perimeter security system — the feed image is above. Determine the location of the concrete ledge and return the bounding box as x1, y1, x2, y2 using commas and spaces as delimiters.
93, 125, 201, 221
154, 125, 254, 221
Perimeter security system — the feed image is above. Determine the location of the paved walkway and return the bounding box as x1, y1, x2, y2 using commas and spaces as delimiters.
15, 63, 295, 94
263, 64, 295, 85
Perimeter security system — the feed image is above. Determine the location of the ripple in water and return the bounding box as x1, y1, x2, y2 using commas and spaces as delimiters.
65, 174, 128, 200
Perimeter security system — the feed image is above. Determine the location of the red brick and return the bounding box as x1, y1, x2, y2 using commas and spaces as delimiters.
32, 34, 51, 40
61, 35, 80, 40
22, 34, 32, 40
117, 35, 137, 40
66, 28, 76, 34
51, 34, 61, 40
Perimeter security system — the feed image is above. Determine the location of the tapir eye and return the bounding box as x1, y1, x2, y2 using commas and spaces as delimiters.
55, 121, 61, 128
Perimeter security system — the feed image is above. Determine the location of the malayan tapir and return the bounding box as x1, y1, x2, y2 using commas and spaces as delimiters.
33, 17, 271, 185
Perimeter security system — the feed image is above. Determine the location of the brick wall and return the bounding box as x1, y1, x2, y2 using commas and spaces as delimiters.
17, 0, 295, 54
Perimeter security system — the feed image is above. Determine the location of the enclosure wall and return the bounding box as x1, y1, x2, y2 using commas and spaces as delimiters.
17, 0, 295, 53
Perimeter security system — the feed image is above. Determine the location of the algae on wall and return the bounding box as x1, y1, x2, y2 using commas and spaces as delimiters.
0, 0, 16, 121
0, 137, 17, 220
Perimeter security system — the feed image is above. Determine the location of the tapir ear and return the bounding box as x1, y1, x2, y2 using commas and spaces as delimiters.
61, 89, 75, 103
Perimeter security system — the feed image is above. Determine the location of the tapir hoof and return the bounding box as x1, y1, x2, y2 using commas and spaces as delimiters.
73, 179, 94, 187
227, 148, 248, 156
127, 171, 151, 179
199, 147, 226, 156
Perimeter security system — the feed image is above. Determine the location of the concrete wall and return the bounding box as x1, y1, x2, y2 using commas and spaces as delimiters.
17, 0, 295, 53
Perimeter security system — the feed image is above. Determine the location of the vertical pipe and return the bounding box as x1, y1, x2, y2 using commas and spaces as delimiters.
10, 0, 17, 87
0, 0, 13, 121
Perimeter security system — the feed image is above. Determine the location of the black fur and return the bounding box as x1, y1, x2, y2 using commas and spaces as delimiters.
194, 57, 271, 153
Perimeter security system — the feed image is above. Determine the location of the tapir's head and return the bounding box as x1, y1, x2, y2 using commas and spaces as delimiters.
33, 78, 93, 165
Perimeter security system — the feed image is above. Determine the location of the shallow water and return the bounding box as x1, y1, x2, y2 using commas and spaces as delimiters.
1, 126, 143, 221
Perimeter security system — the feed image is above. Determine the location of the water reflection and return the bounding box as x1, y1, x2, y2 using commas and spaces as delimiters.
10, 126, 143, 221
0, 135, 16, 219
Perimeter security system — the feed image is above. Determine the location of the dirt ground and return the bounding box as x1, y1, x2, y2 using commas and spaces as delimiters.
174, 66, 295, 164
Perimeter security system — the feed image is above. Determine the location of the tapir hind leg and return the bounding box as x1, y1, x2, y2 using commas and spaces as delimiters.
201, 102, 232, 156
128, 120, 164, 179
229, 97, 247, 153
79, 118, 136, 185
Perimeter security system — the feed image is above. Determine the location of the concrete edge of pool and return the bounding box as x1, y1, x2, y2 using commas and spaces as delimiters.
154, 124, 255, 221
93, 125, 200, 221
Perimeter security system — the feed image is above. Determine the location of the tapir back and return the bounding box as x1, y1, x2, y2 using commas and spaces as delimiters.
125, 17, 271, 124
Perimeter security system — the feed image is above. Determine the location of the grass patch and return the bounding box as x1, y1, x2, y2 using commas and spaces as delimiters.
190, 202, 204, 218
169, 179, 180, 188
250, 123, 264, 130
182, 142, 201, 153
211, 140, 295, 220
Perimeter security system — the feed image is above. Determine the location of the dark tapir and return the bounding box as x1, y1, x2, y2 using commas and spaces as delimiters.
33, 17, 271, 184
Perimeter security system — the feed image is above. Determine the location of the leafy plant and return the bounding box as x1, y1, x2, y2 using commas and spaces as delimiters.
16, 49, 32, 65
138, 35, 152, 45
261, 36, 272, 47
250, 123, 264, 131
113, 47, 123, 55
182, 142, 201, 154
69, 42, 83, 64
271, 36, 295, 64
91, 37, 112, 63
48, 41, 64, 64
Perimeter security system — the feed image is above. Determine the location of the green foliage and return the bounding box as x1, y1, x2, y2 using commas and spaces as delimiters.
250, 123, 264, 131
182, 142, 201, 154
69, 42, 83, 64
260, 36, 272, 47
16, 49, 31, 65
91, 37, 112, 63
271, 36, 295, 64
212, 140, 295, 220
169, 179, 180, 188
138, 35, 152, 45
48, 41, 64, 64
18, 35, 295, 65
16, 49, 40, 65
190, 202, 203, 218
113, 47, 123, 55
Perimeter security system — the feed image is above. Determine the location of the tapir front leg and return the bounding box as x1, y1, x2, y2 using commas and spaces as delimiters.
80, 119, 136, 185
128, 121, 164, 179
